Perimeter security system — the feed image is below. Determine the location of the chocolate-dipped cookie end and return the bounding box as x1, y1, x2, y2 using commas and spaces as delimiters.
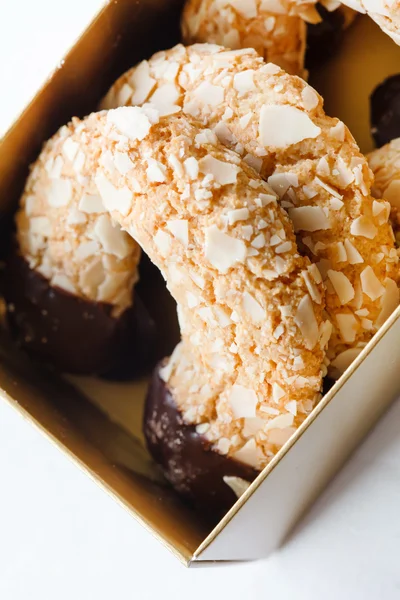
3, 250, 157, 377
371, 74, 400, 148
143, 362, 259, 520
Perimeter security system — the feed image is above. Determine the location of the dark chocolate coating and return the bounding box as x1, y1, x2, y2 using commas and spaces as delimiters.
306, 4, 345, 69
370, 74, 400, 148
322, 376, 335, 396
3, 250, 157, 377
143, 362, 259, 519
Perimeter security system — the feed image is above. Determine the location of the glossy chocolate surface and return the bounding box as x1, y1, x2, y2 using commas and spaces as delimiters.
143, 362, 259, 520
3, 250, 157, 377
371, 74, 400, 148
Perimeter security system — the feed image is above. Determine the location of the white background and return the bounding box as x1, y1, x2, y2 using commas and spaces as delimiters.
1, 1, 400, 597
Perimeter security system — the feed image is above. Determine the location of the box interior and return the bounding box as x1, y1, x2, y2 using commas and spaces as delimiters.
1, 0, 400, 565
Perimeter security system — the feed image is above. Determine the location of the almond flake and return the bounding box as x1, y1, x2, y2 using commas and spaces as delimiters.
314, 177, 342, 199
229, 0, 257, 17
223, 476, 251, 498
267, 427, 296, 447
97, 271, 129, 303
255, 193, 276, 207
243, 154, 262, 173
232, 438, 258, 467
75, 240, 99, 261
183, 156, 199, 180
360, 266, 385, 301
233, 70, 256, 96
46, 155, 64, 178
284, 400, 297, 417
205, 225, 246, 273
95, 174, 132, 215
264, 15, 276, 31
350, 216, 377, 239
251, 233, 265, 248
195, 129, 218, 146
51, 274, 76, 294
196, 423, 210, 435
47, 179, 72, 207
191, 81, 224, 107
186, 291, 199, 308
229, 384, 258, 418
242, 291, 265, 323
261, 0, 286, 13
154, 230, 171, 257
146, 158, 167, 183
372, 199, 390, 224
335, 156, 354, 187
272, 382, 285, 403
199, 155, 240, 185
303, 185, 318, 199
214, 122, 236, 146
243, 418, 265, 437
330, 347, 362, 376
114, 151, 133, 175
227, 208, 250, 224
329, 120, 345, 141
117, 82, 133, 105
268, 173, 292, 197
93, 216, 132, 259
265, 413, 294, 431
301, 86, 319, 110
168, 154, 184, 177
273, 324, 285, 339
383, 180, 400, 208
317, 157, 330, 177
302, 270, 322, 304
376, 278, 400, 327
259, 105, 321, 148
166, 219, 189, 246
129, 60, 156, 105
217, 438, 231, 455
78, 194, 105, 214
335, 241, 347, 262
30, 216, 51, 237
239, 112, 252, 129
66, 207, 86, 225
275, 241, 292, 254
241, 225, 253, 240
62, 138, 79, 162
260, 405, 280, 415
159, 343, 182, 383
294, 295, 319, 349
336, 313, 358, 343
288, 206, 330, 231
344, 239, 363, 264
214, 306, 231, 327
327, 270, 355, 304
361, 318, 373, 330
149, 82, 180, 110
107, 106, 154, 141
330, 197, 344, 210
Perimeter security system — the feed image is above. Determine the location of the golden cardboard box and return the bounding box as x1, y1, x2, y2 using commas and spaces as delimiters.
1, 0, 400, 567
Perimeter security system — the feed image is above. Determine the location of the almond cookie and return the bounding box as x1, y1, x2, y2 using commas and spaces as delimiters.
101, 44, 399, 373
181, 0, 307, 76
4, 117, 156, 376
91, 106, 328, 476
340, 0, 400, 45
10, 107, 328, 482
369, 138, 400, 246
